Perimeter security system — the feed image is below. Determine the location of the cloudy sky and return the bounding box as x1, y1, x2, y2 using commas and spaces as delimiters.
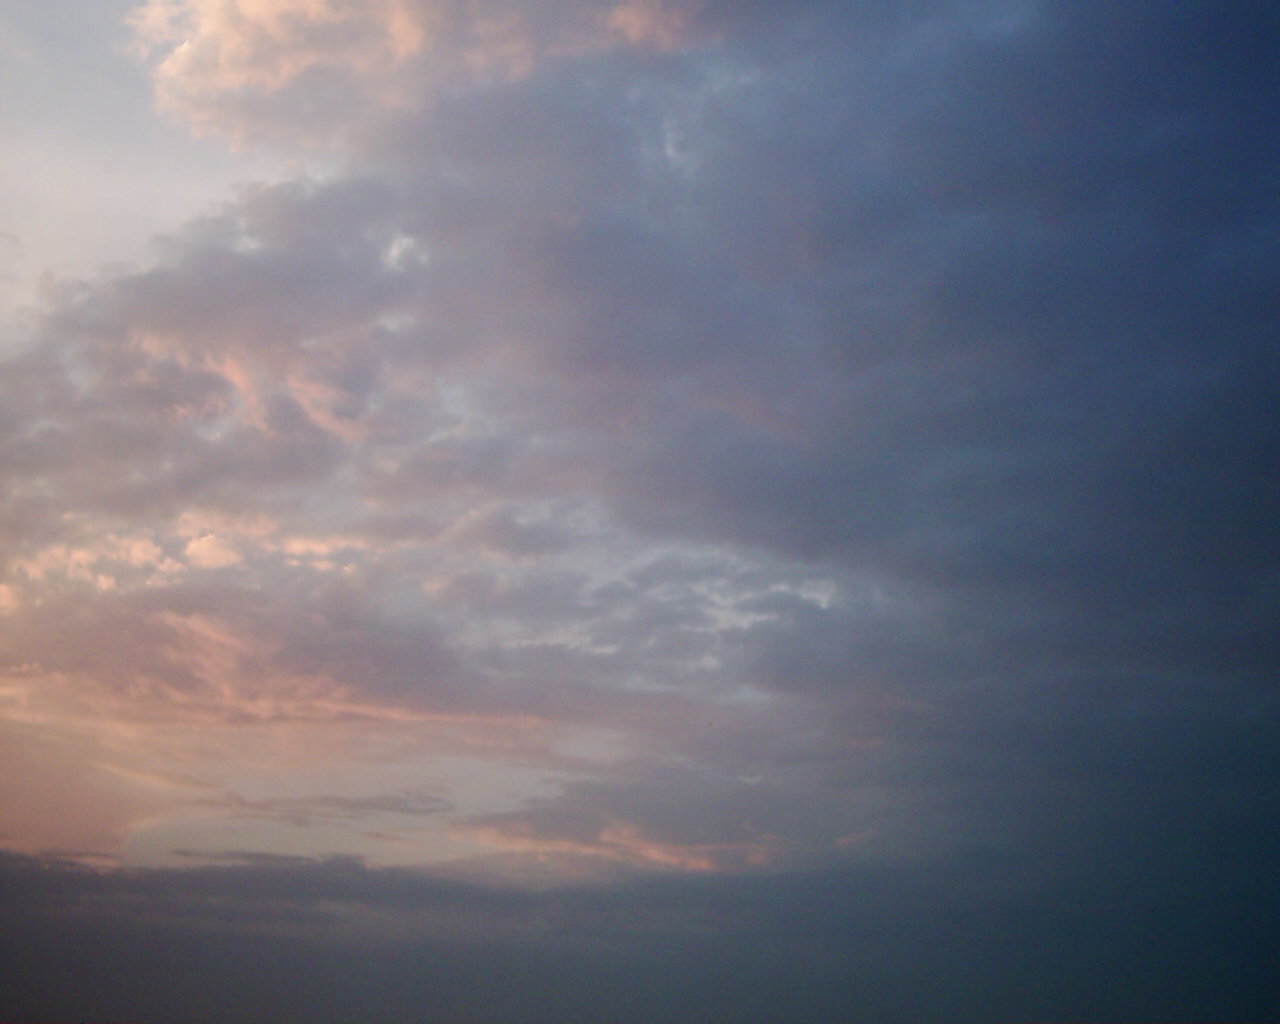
2, 1, 1278, 1021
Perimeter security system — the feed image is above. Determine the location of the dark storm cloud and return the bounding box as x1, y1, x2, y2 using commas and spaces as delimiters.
2, 849, 1276, 1023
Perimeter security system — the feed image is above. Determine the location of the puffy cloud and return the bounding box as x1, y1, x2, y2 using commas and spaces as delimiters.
129, 0, 428, 142
128, 0, 703, 145
184, 532, 243, 567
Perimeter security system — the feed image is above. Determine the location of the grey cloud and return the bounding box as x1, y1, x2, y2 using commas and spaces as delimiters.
2, 849, 1275, 1023
88, 177, 409, 365
3, 2, 1278, 1020
203, 789, 455, 829
461, 753, 876, 872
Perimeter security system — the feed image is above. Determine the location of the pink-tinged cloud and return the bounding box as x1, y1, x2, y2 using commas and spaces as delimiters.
3, 3, 1279, 1019
129, 0, 428, 141
128, 0, 703, 145
184, 533, 243, 568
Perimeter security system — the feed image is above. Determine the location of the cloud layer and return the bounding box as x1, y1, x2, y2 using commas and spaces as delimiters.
2, 1, 1278, 1020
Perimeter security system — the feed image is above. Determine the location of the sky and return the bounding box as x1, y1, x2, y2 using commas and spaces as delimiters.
1, 1, 1278, 1021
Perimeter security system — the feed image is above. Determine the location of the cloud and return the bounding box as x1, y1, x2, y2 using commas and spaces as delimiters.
127, 0, 704, 145
129, 0, 428, 142
3, 2, 1279, 1019
605, 0, 692, 50
184, 532, 243, 567
0, 719, 178, 858
9, 0, 1280, 857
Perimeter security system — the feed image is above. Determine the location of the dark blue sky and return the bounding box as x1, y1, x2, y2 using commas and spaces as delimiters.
1, 1, 1278, 1021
